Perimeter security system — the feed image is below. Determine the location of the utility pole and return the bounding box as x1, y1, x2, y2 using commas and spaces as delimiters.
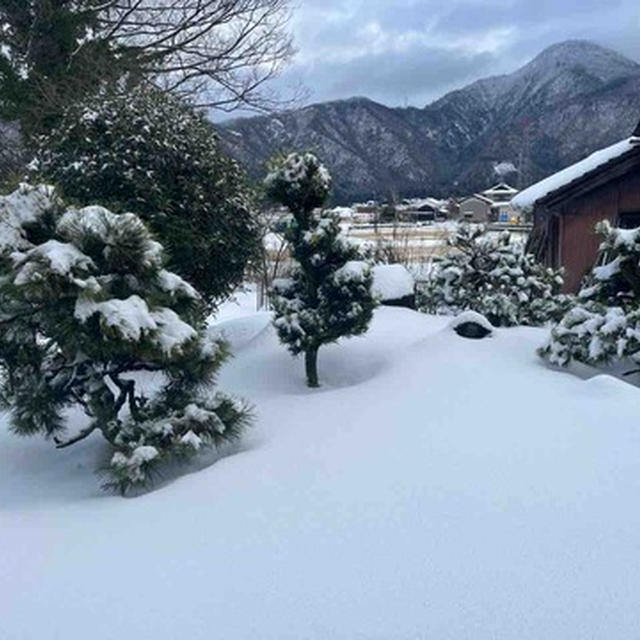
517, 118, 537, 189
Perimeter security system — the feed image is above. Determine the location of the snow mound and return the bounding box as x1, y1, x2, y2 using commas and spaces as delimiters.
372, 264, 415, 301
449, 310, 494, 339
212, 312, 272, 351
448, 310, 494, 331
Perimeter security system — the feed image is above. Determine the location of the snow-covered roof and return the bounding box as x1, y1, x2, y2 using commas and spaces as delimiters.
327, 206, 354, 218
512, 137, 640, 211
459, 193, 494, 206
398, 197, 446, 211
482, 182, 518, 196
417, 197, 446, 208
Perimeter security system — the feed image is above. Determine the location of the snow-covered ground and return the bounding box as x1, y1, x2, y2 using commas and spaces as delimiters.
211, 283, 261, 321
2, 306, 640, 639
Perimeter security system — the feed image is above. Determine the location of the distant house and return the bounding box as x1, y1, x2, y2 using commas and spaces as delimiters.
353, 201, 379, 214
456, 185, 522, 224
328, 206, 355, 221
481, 182, 519, 203
512, 121, 640, 292
445, 197, 460, 219
397, 197, 447, 223
351, 201, 379, 224
481, 183, 521, 222
457, 194, 494, 222
490, 200, 522, 223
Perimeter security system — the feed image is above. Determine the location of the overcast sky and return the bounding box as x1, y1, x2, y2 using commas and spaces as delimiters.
218, 0, 640, 119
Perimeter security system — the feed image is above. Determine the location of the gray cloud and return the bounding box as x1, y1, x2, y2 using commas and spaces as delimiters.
214, 0, 640, 119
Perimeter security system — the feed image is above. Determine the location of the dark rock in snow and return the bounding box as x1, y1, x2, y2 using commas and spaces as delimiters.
454, 322, 493, 339
449, 311, 494, 339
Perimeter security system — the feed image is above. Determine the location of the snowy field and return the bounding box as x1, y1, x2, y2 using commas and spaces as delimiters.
2, 305, 640, 639
265, 222, 531, 282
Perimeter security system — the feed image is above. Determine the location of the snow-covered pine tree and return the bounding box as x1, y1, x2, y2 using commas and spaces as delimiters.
0, 184, 250, 494
541, 220, 640, 368
421, 224, 567, 327
264, 153, 376, 387
31, 85, 259, 307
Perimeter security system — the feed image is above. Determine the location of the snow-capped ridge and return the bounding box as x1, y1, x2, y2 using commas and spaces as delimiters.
219, 39, 640, 203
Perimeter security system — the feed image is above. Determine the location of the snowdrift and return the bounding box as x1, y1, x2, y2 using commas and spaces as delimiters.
2, 307, 640, 639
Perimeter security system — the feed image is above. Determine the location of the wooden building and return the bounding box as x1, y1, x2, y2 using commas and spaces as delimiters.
482, 183, 521, 223
397, 197, 447, 223
512, 122, 640, 292
481, 182, 519, 203
457, 194, 494, 223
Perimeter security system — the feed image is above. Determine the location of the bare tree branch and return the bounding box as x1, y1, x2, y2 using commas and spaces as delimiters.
0, 0, 298, 136
98, 0, 296, 112
54, 424, 97, 448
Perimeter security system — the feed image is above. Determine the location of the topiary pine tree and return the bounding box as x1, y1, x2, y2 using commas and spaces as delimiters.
420, 224, 568, 327
31, 85, 259, 308
0, 183, 250, 494
540, 220, 640, 369
264, 152, 376, 387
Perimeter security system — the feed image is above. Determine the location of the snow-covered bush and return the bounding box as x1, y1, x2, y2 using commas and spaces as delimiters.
0, 184, 250, 494
371, 264, 415, 308
420, 224, 568, 327
541, 221, 640, 368
31, 86, 258, 307
264, 153, 376, 387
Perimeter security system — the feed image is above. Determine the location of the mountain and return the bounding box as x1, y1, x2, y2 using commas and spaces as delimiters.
217, 40, 640, 203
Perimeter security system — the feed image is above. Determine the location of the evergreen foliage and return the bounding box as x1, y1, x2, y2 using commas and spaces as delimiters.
420, 224, 568, 327
264, 152, 376, 387
541, 220, 640, 368
32, 86, 259, 307
0, 183, 250, 494
0, 1, 122, 135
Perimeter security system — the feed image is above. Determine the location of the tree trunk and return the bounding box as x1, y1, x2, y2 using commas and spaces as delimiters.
304, 346, 320, 388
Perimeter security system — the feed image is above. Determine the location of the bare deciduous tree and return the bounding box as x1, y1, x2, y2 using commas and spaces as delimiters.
0, 0, 296, 136
94, 0, 296, 111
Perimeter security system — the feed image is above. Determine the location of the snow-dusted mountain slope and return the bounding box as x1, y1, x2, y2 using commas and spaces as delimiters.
3, 306, 640, 639
219, 40, 640, 202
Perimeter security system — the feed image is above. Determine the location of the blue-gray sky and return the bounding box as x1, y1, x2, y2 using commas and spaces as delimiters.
228, 0, 640, 117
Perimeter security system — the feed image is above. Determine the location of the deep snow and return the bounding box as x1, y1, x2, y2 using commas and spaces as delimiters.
2, 306, 640, 639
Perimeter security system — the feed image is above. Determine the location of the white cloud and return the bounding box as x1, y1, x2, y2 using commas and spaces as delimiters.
213, 0, 640, 119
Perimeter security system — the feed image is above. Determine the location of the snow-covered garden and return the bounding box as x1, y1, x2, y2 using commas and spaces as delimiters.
3, 145, 640, 639
1, 7, 640, 634
3, 301, 640, 639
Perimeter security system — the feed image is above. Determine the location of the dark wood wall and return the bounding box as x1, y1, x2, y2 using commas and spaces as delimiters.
533, 167, 640, 292
558, 187, 618, 292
